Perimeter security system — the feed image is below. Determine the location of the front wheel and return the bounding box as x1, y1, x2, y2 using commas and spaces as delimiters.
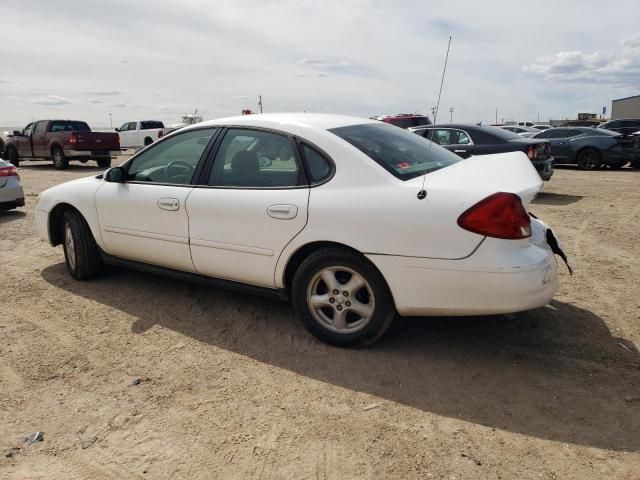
62, 210, 103, 280
576, 148, 602, 170
291, 248, 396, 347
96, 157, 112, 168
631, 160, 640, 169
52, 147, 69, 170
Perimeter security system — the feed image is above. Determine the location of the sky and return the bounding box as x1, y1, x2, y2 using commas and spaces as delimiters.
1, 0, 639, 128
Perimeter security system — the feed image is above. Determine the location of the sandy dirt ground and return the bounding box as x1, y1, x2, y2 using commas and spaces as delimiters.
1, 159, 639, 479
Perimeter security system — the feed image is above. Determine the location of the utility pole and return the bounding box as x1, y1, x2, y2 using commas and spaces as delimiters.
430, 106, 437, 119
258, 95, 263, 114
449, 107, 454, 123
108, 113, 112, 128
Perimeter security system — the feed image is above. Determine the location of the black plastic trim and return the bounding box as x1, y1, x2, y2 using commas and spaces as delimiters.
100, 250, 290, 301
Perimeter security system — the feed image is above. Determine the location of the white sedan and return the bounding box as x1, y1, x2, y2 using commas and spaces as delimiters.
35, 113, 562, 346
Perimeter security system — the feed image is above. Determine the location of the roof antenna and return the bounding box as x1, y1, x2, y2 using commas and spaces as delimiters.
418, 35, 452, 200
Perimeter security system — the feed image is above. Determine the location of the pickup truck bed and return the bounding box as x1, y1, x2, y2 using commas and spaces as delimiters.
4, 120, 120, 170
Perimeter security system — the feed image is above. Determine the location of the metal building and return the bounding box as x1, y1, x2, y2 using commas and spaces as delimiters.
611, 95, 640, 120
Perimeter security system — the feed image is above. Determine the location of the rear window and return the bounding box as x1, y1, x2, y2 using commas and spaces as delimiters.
140, 121, 164, 130
386, 116, 431, 129
50, 121, 91, 132
330, 123, 461, 180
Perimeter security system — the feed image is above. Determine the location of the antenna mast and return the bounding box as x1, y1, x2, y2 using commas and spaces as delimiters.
418, 35, 452, 200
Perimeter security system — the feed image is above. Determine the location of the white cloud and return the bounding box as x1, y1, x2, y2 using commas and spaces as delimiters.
88, 90, 121, 96
87, 98, 104, 104
30, 95, 71, 105
523, 33, 640, 87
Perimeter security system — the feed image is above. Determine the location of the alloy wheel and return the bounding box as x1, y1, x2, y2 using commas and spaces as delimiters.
306, 266, 375, 333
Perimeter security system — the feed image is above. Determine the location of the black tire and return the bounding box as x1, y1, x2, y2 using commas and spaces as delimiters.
62, 209, 103, 280
607, 159, 628, 169
291, 247, 396, 347
631, 160, 640, 169
96, 157, 112, 168
144, 137, 153, 146
7, 147, 19, 167
52, 147, 69, 170
576, 148, 602, 170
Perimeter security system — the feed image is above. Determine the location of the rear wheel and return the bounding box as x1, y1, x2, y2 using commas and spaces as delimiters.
62, 210, 103, 280
291, 248, 396, 347
7, 148, 19, 167
631, 160, 640, 169
144, 137, 153, 146
576, 148, 601, 170
52, 147, 68, 170
96, 157, 112, 168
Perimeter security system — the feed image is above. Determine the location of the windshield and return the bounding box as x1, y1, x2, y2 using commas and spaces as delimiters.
330, 123, 462, 180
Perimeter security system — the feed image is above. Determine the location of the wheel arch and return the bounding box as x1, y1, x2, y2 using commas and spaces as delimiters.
50, 142, 64, 156
144, 136, 153, 146
48, 203, 81, 246
281, 241, 393, 302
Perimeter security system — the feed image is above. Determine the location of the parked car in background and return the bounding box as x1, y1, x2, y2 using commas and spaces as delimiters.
532, 125, 551, 131
409, 124, 554, 180
559, 120, 603, 128
117, 120, 165, 149
596, 119, 640, 137
499, 125, 540, 138
35, 113, 563, 347
532, 127, 638, 169
0, 159, 24, 211
371, 113, 432, 129
4, 120, 120, 170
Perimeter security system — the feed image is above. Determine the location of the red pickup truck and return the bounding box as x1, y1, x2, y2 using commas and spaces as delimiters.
4, 120, 120, 170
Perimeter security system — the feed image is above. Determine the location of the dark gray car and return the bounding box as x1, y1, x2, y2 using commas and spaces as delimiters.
532, 127, 639, 170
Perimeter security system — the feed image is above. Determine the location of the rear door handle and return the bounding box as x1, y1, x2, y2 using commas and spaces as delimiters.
157, 197, 179, 211
454, 149, 467, 153
267, 204, 298, 220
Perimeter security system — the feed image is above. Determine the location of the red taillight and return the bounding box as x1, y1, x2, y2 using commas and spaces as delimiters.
0, 165, 18, 177
69, 132, 78, 146
158, 130, 164, 139
457, 192, 532, 240
527, 145, 537, 160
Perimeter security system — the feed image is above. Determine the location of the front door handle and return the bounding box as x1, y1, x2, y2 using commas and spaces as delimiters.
267, 204, 298, 220
157, 197, 179, 211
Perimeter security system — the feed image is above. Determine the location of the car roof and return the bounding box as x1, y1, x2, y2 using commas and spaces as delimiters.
189, 113, 378, 132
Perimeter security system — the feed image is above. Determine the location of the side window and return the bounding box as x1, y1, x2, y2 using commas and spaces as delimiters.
456, 130, 471, 144
300, 143, 333, 183
126, 128, 217, 184
606, 121, 621, 129
119, 123, 128, 131
432, 129, 453, 145
23, 123, 35, 136
209, 129, 303, 188
567, 129, 582, 138
127, 122, 137, 131
34, 121, 48, 136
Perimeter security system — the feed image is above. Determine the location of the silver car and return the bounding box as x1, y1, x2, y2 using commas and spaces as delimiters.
499, 125, 540, 138
0, 159, 25, 211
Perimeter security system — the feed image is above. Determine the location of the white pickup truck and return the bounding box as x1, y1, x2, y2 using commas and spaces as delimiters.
116, 121, 165, 149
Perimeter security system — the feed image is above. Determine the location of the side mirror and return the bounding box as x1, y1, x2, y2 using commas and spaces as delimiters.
12, 130, 21, 136
105, 166, 126, 182
115, 128, 120, 132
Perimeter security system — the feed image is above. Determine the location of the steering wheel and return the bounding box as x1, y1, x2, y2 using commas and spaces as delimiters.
165, 160, 195, 180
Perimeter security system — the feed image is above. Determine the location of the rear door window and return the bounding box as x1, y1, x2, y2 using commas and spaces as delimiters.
209, 129, 304, 188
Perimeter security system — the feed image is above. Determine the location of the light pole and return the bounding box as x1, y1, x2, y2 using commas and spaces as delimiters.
108, 113, 112, 129
449, 107, 454, 123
